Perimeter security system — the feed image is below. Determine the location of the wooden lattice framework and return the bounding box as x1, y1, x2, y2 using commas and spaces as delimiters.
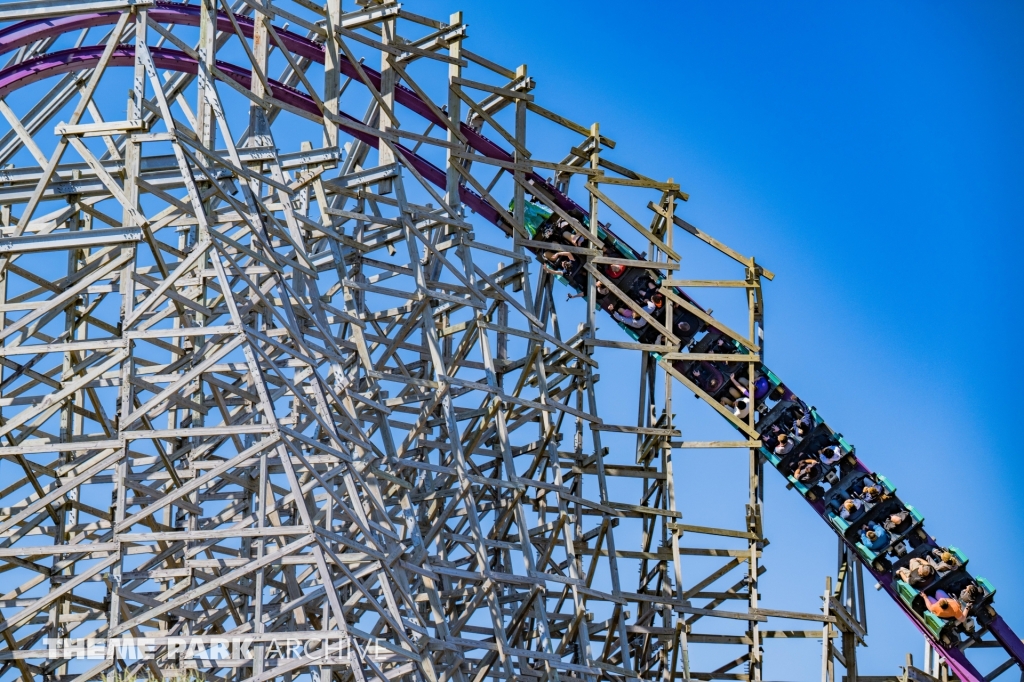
0, 1, 876, 681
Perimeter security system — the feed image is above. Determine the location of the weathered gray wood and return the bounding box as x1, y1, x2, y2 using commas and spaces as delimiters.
0, 3, 861, 681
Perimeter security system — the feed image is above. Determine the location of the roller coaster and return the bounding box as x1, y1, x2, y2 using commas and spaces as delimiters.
0, 2, 1017, 681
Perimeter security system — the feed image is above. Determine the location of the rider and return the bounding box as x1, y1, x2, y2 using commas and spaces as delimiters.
882, 510, 911, 534
818, 444, 843, 466
896, 557, 936, 589
923, 590, 967, 623
859, 522, 890, 552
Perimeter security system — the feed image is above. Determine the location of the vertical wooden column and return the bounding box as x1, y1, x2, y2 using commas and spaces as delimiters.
833, 537, 869, 682
189, 4, 216, 658
196, 0, 217, 152
512, 63, 527, 233
845, 544, 862, 682
245, 6, 270, 680
512, 62, 534, 323
51, 195, 81, 681
248, 0, 271, 148
823, 577, 835, 682
661, 187, 688, 682
584, 121, 635, 678
378, 8, 396, 194
586, 123, 601, 328
251, 429, 269, 680
747, 258, 764, 682
107, 5, 145, 643
446, 11, 464, 212
843, 628, 859, 682
323, 0, 342, 149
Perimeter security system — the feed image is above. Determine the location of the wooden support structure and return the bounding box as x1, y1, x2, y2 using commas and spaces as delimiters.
0, 2, 993, 682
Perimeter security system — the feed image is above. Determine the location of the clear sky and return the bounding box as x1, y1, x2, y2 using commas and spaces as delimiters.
412, 1, 1024, 678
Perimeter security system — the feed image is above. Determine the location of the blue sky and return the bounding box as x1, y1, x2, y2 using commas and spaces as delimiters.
414, 1, 1024, 678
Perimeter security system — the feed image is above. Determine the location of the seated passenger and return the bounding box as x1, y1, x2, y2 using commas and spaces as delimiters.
727, 374, 750, 400
538, 221, 557, 241
859, 522, 890, 552
711, 338, 731, 354
602, 247, 626, 278
774, 433, 794, 456
609, 305, 647, 329
959, 583, 985, 612
676, 319, 692, 335
568, 280, 609, 300
839, 498, 864, 520
792, 409, 813, 437
896, 557, 936, 589
923, 590, 967, 623
541, 249, 560, 263
735, 396, 750, 419
793, 458, 821, 483
637, 279, 658, 300
777, 386, 798, 403
542, 250, 575, 277
882, 510, 912, 534
753, 374, 771, 400
859, 483, 884, 504
561, 228, 587, 247
928, 548, 961, 573
818, 445, 843, 466
689, 365, 721, 392
725, 372, 769, 404
720, 395, 750, 420
606, 263, 627, 278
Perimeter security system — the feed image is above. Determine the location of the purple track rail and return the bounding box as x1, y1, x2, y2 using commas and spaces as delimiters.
0, 5, 1021, 679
